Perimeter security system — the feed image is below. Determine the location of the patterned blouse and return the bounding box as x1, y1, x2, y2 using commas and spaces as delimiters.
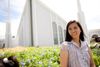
61, 40, 90, 67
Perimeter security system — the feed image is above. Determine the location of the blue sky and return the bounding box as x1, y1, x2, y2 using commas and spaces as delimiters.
0, 0, 26, 38
0, 0, 24, 22
80, 0, 100, 30
0, 0, 100, 38
0, 0, 8, 22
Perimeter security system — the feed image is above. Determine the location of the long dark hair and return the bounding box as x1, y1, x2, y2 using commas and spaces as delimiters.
65, 20, 85, 41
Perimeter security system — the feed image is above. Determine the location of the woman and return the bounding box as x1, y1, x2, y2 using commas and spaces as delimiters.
60, 20, 95, 67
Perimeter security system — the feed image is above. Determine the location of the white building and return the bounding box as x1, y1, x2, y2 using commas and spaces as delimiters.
77, 0, 89, 43
16, 0, 66, 47
4, 0, 88, 47
0, 39, 5, 48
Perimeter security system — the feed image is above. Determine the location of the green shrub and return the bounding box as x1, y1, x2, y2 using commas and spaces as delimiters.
92, 48, 100, 67
0, 46, 100, 67
0, 46, 60, 67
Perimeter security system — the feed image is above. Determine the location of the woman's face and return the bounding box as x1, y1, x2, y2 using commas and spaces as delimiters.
68, 23, 81, 39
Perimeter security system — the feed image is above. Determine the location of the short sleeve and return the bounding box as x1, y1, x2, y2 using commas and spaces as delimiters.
60, 41, 68, 51
84, 41, 89, 51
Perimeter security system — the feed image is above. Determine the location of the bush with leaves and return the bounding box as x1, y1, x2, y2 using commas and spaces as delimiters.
0, 46, 100, 67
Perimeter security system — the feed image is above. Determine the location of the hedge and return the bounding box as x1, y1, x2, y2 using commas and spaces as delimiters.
0, 46, 100, 67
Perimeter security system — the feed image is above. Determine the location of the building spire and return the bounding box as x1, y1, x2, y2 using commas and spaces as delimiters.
77, 0, 89, 43
77, 0, 82, 12
5, 0, 11, 47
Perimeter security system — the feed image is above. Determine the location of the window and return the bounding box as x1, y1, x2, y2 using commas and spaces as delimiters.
52, 22, 58, 44
58, 26, 63, 44
64, 29, 66, 40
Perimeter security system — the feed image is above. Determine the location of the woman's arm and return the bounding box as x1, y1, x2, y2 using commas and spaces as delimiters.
88, 47, 96, 67
60, 44, 68, 67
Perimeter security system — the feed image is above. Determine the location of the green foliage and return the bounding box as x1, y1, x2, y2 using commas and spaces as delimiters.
0, 46, 100, 67
92, 48, 100, 67
0, 46, 60, 67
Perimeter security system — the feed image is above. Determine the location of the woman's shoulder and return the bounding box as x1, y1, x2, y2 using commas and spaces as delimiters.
61, 41, 72, 45
81, 40, 89, 50
60, 41, 71, 51
61, 41, 71, 46
81, 40, 89, 46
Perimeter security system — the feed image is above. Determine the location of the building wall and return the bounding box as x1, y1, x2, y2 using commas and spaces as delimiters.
17, 0, 32, 47
0, 39, 5, 48
32, 0, 54, 46
51, 12, 66, 44
17, 0, 66, 47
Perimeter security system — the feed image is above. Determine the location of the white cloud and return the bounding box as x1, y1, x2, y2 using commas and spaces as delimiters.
10, 0, 26, 36
0, 22, 6, 39
40, 0, 100, 30
80, 0, 100, 30
11, 0, 26, 11
11, 19, 20, 36
0, 0, 26, 37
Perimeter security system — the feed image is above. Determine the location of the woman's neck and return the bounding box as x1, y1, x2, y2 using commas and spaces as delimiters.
73, 38, 81, 47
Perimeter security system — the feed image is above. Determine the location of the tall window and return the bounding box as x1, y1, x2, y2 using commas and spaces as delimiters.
52, 22, 58, 44
64, 29, 66, 40
58, 26, 63, 44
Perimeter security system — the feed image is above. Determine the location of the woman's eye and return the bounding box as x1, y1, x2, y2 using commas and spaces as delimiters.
74, 27, 77, 29
68, 28, 72, 30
